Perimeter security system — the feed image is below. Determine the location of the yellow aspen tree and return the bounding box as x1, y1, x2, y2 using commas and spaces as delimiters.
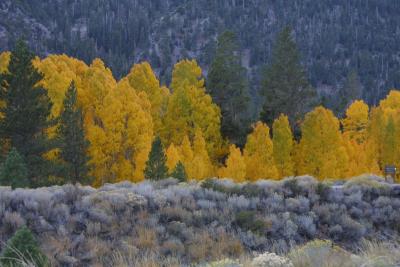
192, 128, 214, 180
379, 90, 400, 110
243, 122, 278, 181
33, 55, 91, 161
0, 52, 11, 119
0, 51, 10, 73
218, 145, 246, 182
272, 114, 294, 178
88, 79, 153, 185
297, 106, 348, 179
367, 91, 400, 173
125, 62, 169, 134
163, 59, 224, 161
170, 59, 204, 92
378, 90, 400, 175
166, 143, 181, 173
34, 54, 89, 117
179, 135, 194, 179
81, 59, 117, 126
162, 85, 192, 145
342, 100, 369, 144
341, 100, 374, 176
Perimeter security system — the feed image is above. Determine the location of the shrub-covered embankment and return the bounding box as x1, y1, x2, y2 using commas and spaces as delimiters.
0, 175, 399, 266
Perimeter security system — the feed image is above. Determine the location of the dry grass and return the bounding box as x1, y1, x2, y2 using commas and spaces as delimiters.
134, 227, 158, 252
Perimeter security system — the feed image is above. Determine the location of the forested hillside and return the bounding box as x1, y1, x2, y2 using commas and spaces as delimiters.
1, 0, 400, 107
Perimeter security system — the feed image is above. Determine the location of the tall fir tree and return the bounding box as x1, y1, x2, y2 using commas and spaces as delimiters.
207, 31, 250, 145
0, 40, 56, 187
260, 26, 317, 132
0, 148, 29, 188
144, 136, 168, 180
58, 81, 91, 184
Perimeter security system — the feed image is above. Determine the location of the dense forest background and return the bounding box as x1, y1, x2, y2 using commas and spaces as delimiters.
1, 0, 400, 112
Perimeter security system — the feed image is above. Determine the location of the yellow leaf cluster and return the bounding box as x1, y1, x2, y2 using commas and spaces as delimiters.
297, 106, 348, 179
218, 145, 246, 182
244, 122, 278, 180
162, 60, 224, 161
272, 114, 294, 178
126, 62, 169, 135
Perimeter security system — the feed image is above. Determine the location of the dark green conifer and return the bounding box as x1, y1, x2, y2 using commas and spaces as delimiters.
58, 81, 91, 184
207, 31, 251, 145
0, 40, 56, 187
0, 148, 29, 188
171, 161, 187, 182
0, 226, 48, 267
260, 26, 317, 131
144, 137, 168, 180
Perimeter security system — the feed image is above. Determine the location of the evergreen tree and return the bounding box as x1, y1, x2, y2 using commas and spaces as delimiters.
58, 81, 91, 184
260, 26, 317, 130
207, 31, 250, 145
0, 148, 29, 188
336, 70, 363, 116
0, 226, 48, 267
144, 137, 168, 180
0, 40, 56, 187
171, 161, 187, 182
382, 116, 397, 167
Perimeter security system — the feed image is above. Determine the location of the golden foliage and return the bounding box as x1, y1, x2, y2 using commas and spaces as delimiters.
297, 106, 348, 179
162, 59, 224, 161
272, 114, 294, 178
125, 62, 169, 135
0, 51, 10, 73
192, 129, 214, 180
219, 145, 246, 182
166, 143, 181, 173
6, 49, 400, 185
244, 122, 278, 180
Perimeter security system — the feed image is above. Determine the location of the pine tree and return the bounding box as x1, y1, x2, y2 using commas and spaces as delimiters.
58, 81, 91, 184
207, 31, 250, 145
382, 115, 397, 167
272, 115, 295, 178
0, 226, 48, 267
171, 161, 187, 182
260, 26, 317, 130
0, 148, 29, 188
144, 137, 168, 180
0, 41, 56, 187
337, 70, 362, 116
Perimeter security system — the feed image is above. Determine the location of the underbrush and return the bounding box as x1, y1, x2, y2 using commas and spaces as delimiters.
0, 175, 399, 266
